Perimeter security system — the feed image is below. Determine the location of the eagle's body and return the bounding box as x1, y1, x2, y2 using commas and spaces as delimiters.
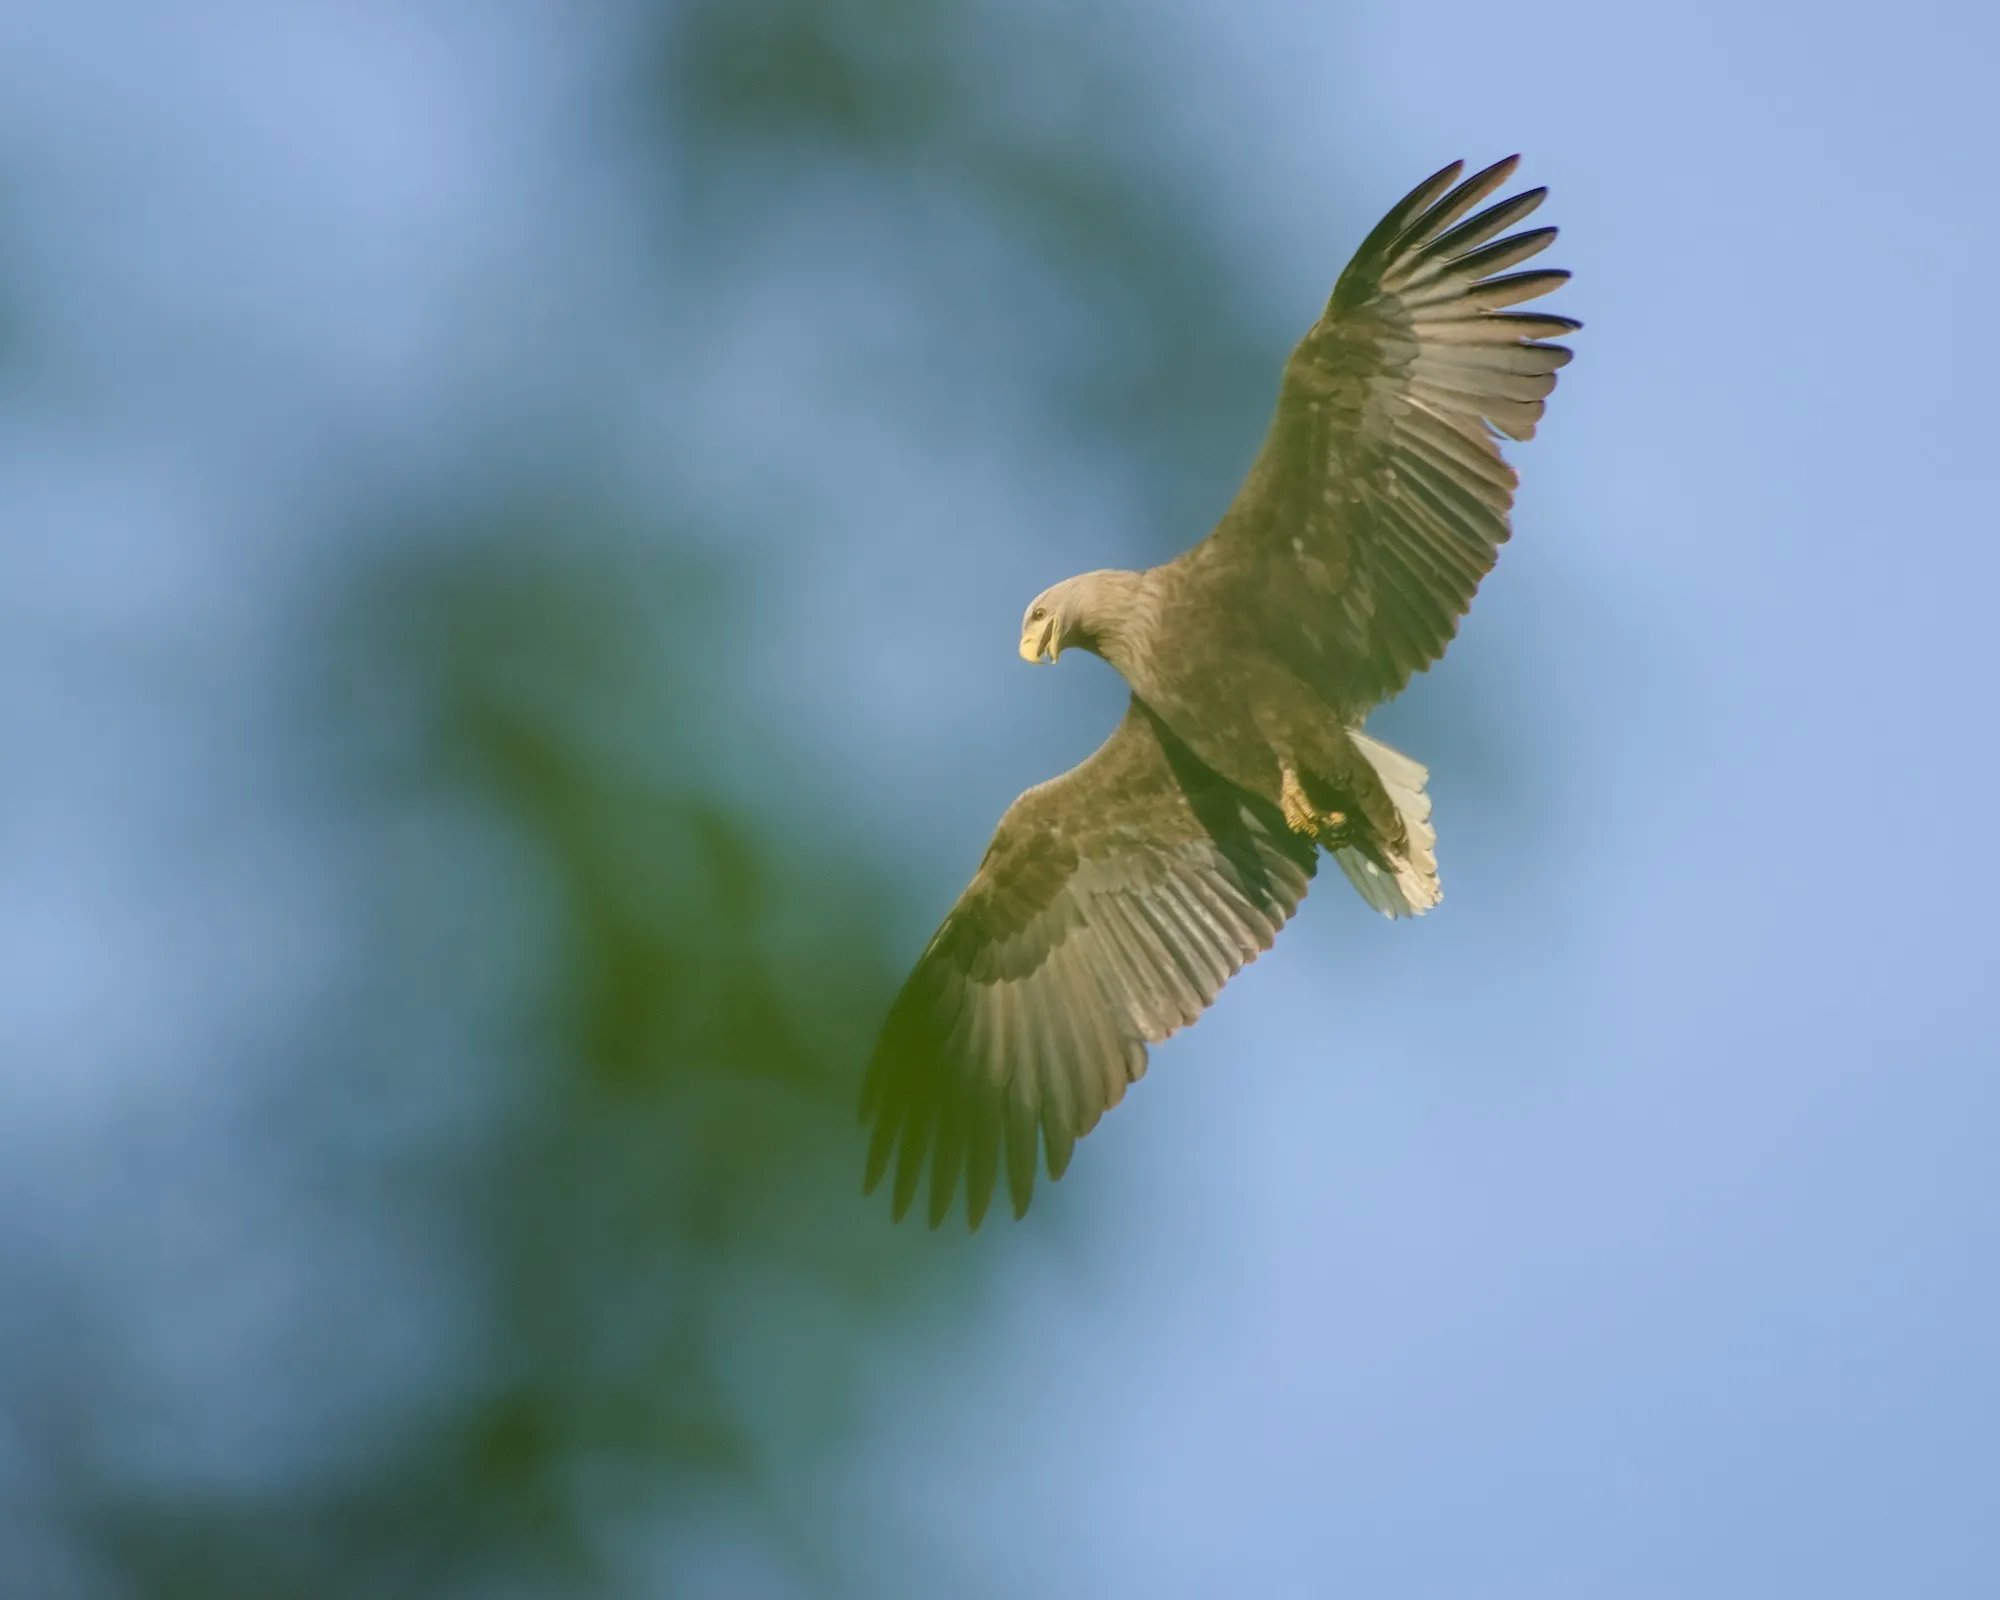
863, 157, 1579, 1227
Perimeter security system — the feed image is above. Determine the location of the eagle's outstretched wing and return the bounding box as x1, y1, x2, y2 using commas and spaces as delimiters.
861, 698, 1317, 1229
1175, 156, 1578, 710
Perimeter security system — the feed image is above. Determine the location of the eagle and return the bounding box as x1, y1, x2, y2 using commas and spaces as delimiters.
861, 156, 1577, 1228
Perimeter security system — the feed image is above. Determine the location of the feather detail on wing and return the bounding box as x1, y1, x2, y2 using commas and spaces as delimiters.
1179, 156, 1578, 709
860, 698, 1317, 1229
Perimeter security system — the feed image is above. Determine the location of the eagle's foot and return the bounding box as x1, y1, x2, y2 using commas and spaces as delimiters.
1280, 767, 1318, 836
1281, 768, 1350, 843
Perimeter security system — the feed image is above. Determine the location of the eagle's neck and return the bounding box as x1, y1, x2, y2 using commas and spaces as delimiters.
1067, 568, 1161, 684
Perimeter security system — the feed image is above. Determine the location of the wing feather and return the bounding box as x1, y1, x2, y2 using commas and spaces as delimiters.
861, 698, 1317, 1227
963, 1075, 1002, 1231
1390, 226, 1558, 298
1457, 269, 1571, 311
1169, 158, 1576, 708
1380, 155, 1524, 267
1424, 187, 1548, 260
927, 1084, 968, 1229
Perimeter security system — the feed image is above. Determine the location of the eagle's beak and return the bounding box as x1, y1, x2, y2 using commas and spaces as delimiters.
1019, 619, 1058, 663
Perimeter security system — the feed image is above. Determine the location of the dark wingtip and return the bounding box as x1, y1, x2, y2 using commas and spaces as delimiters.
1400, 155, 1528, 250
861, 1118, 895, 1196
888, 1163, 916, 1220
1004, 1108, 1037, 1221
1454, 153, 1522, 202
890, 1150, 923, 1222
1337, 159, 1466, 302
926, 1173, 953, 1229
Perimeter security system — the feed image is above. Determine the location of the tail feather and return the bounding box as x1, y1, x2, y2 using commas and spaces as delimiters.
1336, 730, 1440, 918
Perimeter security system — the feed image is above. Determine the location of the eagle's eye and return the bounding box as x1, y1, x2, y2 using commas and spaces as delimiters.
1029, 606, 1047, 623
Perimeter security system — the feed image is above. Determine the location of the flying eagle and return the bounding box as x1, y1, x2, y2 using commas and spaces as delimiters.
861, 156, 1577, 1228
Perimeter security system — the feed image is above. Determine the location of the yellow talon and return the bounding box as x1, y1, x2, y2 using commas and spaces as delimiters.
1281, 768, 1351, 843
1280, 768, 1318, 836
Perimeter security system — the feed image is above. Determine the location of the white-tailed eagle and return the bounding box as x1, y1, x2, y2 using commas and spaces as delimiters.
863, 157, 1577, 1227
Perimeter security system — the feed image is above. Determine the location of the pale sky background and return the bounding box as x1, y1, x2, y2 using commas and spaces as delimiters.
2, 1, 1996, 1596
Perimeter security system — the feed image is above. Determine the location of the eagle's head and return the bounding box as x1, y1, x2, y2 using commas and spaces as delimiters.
1019, 570, 1148, 666
1018, 584, 1067, 664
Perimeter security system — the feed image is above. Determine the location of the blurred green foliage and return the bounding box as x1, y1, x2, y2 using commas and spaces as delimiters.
652, 0, 1287, 531
0, 1, 1369, 1595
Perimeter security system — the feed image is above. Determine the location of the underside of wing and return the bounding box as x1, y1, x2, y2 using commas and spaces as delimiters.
859, 698, 1317, 1229
1187, 156, 1579, 709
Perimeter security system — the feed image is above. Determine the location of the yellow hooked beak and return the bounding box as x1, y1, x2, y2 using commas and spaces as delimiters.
1019, 617, 1058, 663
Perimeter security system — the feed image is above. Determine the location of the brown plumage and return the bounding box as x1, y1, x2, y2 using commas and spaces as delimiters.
862, 157, 1579, 1227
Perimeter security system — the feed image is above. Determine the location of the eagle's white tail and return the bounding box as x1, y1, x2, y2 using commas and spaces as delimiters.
1336, 731, 1440, 918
